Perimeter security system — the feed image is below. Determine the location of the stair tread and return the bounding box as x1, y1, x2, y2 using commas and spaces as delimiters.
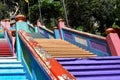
48, 51, 93, 54
0, 69, 25, 74
34, 39, 96, 58
70, 70, 120, 76
77, 76, 120, 80
88, 56, 120, 60
0, 76, 26, 80
63, 64, 120, 70
0, 56, 16, 59
52, 55, 96, 58
0, 64, 23, 68
58, 60, 120, 65
0, 61, 21, 64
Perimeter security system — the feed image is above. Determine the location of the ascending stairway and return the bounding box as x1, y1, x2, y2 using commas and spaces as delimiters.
34, 39, 96, 58
0, 39, 28, 80
56, 56, 120, 80
0, 39, 12, 56
0, 56, 28, 80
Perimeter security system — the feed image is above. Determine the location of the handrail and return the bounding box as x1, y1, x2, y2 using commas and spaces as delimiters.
38, 27, 54, 38
18, 30, 76, 80
60, 27, 111, 56
5, 29, 16, 56
28, 24, 35, 32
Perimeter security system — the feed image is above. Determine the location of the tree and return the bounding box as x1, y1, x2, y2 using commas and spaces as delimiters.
66, 0, 115, 34
25, 0, 63, 29
0, 2, 9, 19
114, 0, 120, 26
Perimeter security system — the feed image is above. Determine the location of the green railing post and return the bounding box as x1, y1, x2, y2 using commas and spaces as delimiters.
15, 14, 30, 61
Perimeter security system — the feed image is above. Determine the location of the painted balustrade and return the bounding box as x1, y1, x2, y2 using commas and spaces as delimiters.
18, 30, 76, 80
14, 14, 75, 79
38, 26, 54, 38
14, 14, 53, 79
53, 19, 111, 56
36, 19, 111, 56
1, 19, 15, 56
18, 31, 52, 80
28, 24, 35, 32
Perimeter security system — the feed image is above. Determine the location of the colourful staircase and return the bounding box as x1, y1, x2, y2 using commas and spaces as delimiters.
0, 56, 28, 80
0, 39, 28, 80
34, 39, 97, 58
56, 56, 120, 80
0, 39, 12, 57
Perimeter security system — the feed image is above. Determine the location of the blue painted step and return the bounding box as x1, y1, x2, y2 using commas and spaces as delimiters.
56, 56, 120, 80
0, 58, 28, 80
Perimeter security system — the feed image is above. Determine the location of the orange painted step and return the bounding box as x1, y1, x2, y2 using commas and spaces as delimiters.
34, 39, 97, 58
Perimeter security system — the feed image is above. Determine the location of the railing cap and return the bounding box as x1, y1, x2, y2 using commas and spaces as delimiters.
15, 14, 26, 22
5, 19, 10, 22
58, 18, 64, 22
106, 28, 116, 35
53, 26, 58, 29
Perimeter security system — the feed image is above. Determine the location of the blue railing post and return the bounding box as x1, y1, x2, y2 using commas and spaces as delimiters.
53, 26, 61, 39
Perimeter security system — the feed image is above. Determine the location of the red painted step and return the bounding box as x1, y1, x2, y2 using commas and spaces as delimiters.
0, 39, 12, 57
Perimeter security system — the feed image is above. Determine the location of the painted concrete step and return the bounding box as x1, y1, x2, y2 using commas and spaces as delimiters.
76, 76, 120, 80
0, 48, 11, 51
0, 60, 21, 63
0, 51, 11, 53
0, 39, 12, 57
70, 70, 120, 77
52, 54, 96, 58
0, 68, 25, 74
0, 64, 23, 69
0, 59, 27, 80
56, 57, 120, 80
0, 74, 27, 80
88, 56, 120, 60
0, 56, 16, 59
58, 60, 120, 65
0, 54, 13, 57
34, 39, 96, 58
63, 65, 120, 71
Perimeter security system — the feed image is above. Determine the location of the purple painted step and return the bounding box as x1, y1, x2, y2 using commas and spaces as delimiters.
88, 56, 120, 60
59, 59, 120, 65
70, 70, 120, 76
77, 76, 120, 80
56, 57, 120, 80
63, 65, 120, 71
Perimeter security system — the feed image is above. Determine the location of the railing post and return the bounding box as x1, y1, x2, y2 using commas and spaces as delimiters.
53, 26, 61, 39
15, 14, 26, 61
5, 19, 10, 30
58, 19, 65, 39
34, 26, 38, 33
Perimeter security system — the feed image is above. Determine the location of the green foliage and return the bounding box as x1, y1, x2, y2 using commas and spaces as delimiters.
66, 0, 115, 34
114, 0, 120, 26
76, 26, 83, 31
1, 0, 120, 35
112, 22, 120, 28
0, 2, 9, 19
